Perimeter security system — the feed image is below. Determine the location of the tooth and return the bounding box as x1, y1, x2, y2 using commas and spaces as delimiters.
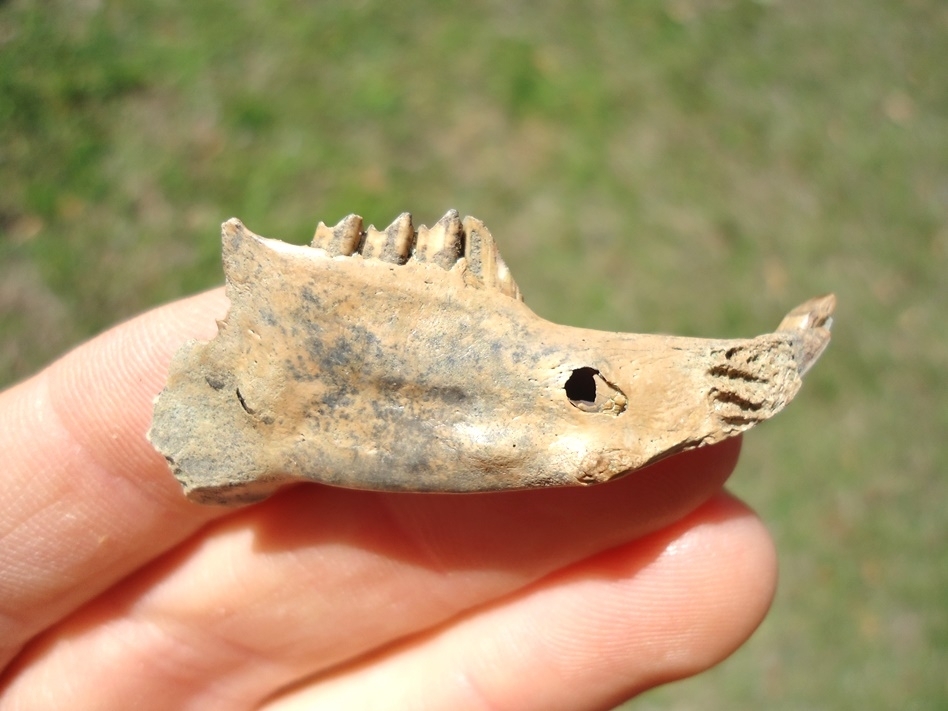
312, 214, 363, 256
494, 254, 521, 300
416, 209, 463, 269
332, 214, 364, 256
385, 212, 415, 263
311, 221, 333, 251
461, 216, 497, 287
362, 212, 414, 264
361, 223, 384, 260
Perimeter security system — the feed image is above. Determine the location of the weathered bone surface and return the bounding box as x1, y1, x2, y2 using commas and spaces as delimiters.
148, 211, 835, 505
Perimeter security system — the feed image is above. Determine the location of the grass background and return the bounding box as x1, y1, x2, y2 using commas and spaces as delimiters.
1, 0, 945, 708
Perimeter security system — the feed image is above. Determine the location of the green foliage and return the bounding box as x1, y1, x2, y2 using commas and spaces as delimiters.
1, 0, 946, 708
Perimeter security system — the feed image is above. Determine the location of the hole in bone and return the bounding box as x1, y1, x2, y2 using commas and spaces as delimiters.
565, 367, 599, 406
565, 367, 627, 414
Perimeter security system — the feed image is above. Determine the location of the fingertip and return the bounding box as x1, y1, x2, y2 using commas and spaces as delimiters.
260, 491, 778, 711
0, 289, 230, 664
474, 491, 779, 704
500, 491, 777, 702
520, 493, 778, 705
43, 289, 229, 491
634, 492, 778, 682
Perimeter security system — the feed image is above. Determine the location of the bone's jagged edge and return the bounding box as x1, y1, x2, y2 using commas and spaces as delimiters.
777, 293, 836, 376
697, 292, 835, 446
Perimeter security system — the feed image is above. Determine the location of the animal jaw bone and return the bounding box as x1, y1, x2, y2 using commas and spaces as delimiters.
148, 211, 835, 505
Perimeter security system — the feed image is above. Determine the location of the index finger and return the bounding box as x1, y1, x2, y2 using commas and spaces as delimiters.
0, 289, 230, 667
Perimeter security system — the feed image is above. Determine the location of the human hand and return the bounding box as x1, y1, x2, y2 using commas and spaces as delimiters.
0, 289, 776, 710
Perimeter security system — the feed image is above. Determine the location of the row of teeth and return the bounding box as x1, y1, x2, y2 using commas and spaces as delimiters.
310, 209, 521, 300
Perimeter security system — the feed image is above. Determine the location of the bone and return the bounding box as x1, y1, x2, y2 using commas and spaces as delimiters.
148, 215, 835, 505
777, 293, 836, 375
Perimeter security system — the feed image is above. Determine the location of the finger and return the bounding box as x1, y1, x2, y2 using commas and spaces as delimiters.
1, 439, 741, 710
265, 492, 776, 711
0, 289, 230, 667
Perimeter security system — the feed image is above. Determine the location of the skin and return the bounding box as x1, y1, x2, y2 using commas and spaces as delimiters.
0, 288, 777, 710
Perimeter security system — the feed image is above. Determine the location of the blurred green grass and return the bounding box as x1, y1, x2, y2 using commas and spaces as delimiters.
1, 0, 945, 708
